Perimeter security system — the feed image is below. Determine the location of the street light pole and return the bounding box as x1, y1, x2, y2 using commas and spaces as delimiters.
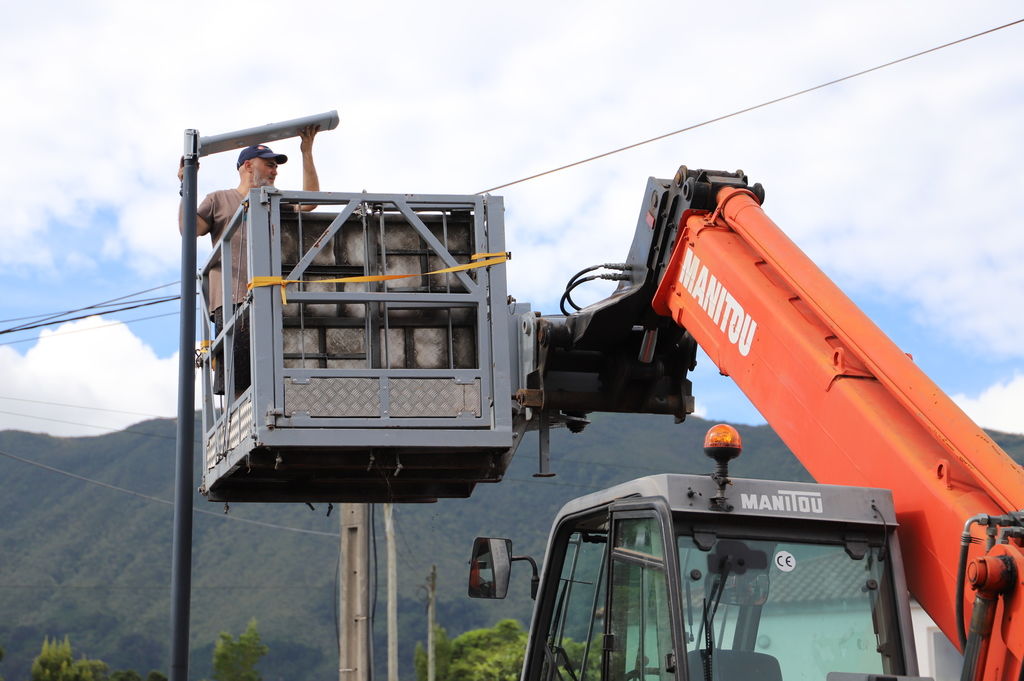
170, 111, 340, 681
169, 128, 199, 681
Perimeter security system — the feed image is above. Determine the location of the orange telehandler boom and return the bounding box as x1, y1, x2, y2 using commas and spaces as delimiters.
507, 167, 1024, 681
648, 168, 1024, 680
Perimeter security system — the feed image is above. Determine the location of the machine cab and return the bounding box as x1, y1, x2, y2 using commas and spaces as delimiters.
473, 474, 921, 681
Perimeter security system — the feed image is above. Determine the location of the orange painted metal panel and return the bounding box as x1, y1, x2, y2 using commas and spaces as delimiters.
652, 187, 1024, 666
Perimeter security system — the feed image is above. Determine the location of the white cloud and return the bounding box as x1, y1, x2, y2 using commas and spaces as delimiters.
107, 191, 184, 275
0, 318, 178, 437
954, 375, 1024, 436
2, 0, 1023, 437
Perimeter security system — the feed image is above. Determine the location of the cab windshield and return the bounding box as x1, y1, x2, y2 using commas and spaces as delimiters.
677, 535, 902, 681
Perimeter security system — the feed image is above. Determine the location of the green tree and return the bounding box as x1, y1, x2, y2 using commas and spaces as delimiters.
211, 619, 268, 681
446, 620, 527, 681
413, 625, 454, 681
144, 673, 167, 681
109, 672, 142, 681
31, 637, 108, 681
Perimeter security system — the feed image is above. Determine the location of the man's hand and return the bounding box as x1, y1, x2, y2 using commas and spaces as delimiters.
297, 124, 321, 206
299, 125, 320, 154
177, 155, 199, 183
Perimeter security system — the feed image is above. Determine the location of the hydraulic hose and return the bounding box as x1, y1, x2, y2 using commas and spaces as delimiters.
957, 515, 990, 649
559, 264, 631, 315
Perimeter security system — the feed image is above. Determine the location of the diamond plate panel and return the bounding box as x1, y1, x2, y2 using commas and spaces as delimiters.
388, 378, 481, 418
285, 378, 380, 417
206, 396, 253, 469
227, 396, 253, 450
206, 425, 223, 469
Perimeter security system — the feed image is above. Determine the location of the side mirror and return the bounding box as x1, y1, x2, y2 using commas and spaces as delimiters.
468, 537, 513, 599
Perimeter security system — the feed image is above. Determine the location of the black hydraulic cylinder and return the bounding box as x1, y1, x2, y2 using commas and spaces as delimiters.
959, 593, 997, 681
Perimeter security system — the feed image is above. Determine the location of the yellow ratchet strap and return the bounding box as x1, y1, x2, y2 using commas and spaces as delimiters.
195, 340, 213, 368
248, 251, 510, 304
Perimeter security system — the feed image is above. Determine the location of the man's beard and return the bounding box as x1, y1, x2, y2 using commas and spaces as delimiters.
253, 169, 276, 187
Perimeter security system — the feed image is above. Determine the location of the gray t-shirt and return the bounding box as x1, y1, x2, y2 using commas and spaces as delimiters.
197, 189, 247, 312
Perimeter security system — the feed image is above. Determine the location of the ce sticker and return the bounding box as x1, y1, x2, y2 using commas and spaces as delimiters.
774, 551, 796, 573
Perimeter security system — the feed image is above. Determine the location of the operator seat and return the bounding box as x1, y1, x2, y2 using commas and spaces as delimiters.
686, 649, 782, 681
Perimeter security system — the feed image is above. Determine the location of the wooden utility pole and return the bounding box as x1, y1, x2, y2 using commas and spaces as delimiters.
384, 503, 398, 681
340, 504, 371, 681
427, 565, 437, 681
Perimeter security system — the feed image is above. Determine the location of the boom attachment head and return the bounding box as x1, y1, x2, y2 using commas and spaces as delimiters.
513, 167, 758, 477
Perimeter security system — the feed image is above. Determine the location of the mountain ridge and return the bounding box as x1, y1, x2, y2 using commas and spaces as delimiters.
1, 413, 1021, 679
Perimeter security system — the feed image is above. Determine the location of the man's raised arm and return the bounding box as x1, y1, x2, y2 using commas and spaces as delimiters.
297, 125, 320, 212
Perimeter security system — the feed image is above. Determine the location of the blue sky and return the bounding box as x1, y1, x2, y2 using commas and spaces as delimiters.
1, 1, 1022, 437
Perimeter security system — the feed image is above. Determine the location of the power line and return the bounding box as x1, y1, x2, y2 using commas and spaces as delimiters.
0, 295, 180, 335
4, 20, 1021, 354
0, 399, 198, 457
0, 281, 179, 326
0, 395, 167, 419
0, 447, 339, 538
3, 395, 670, 477
560, 456, 672, 474
503, 475, 601, 490
476, 18, 1024, 194
0, 294, 180, 333
0, 408, 179, 440
6, 20, 1018, 354
1, 408, 716, 541
390, 508, 424, 574
0, 311, 180, 347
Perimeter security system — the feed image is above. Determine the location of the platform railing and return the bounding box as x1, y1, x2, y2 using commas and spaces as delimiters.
198, 188, 516, 502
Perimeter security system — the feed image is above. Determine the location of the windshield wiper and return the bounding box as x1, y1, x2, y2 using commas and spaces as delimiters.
697, 562, 732, 681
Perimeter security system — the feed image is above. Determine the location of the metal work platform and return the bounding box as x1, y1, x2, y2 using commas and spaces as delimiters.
198, 188, 515, 502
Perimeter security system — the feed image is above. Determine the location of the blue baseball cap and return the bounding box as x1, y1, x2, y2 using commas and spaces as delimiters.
237, 144, 288, 169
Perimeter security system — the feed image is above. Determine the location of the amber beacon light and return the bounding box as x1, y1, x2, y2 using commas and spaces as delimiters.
704, 423, 743, 454
703, 424, 742, 511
